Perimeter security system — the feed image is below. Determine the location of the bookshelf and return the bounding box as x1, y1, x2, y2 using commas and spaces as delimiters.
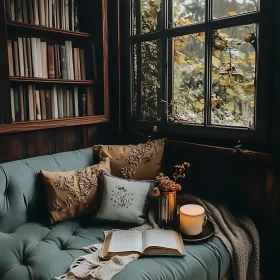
0, 0, 109, 134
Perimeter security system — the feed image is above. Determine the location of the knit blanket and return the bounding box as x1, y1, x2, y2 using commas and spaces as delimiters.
56, 194, 260, 280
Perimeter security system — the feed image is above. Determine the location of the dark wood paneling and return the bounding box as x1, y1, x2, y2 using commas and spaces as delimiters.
55, 126, 83, 152
0, 133, 25, 163
25, 130, 55, 158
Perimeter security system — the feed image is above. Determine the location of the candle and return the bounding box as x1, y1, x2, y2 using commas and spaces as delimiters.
180, 204, 207, 236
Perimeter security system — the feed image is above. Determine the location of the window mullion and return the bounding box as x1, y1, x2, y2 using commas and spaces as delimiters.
136, 0, 141, 35
204, 0, 213, 126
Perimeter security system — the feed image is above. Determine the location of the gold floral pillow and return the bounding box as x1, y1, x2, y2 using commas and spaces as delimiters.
41, 157, 110, 224
93, 139, 165, 180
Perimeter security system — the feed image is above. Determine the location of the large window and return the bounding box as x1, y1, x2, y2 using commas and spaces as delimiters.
128, 0, 268, 141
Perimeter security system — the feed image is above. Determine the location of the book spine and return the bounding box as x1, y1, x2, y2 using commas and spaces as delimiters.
38, 0, 45, 25
73, 47, 79, 80
18, 37, 25, 77
54, 45, 59, 79
23, 85, 29, 121
11, 0, 15, 21
69, 41, 74, 80
15, 0, 23, 22
57, 86, 62, 118
35, 90, 41, 120
74, 86, 79, 117
14, 87, 20, 122
45, 90, 51, 119
27, 0, 34, 24
53, 85, 59, 119
65, 41, 70, 79
80, 49, 86, 80
65, 0, 69, 30
77, 48, 81, 80
48, 0, 52, 27
40, 41, 48, 78
28, 84, 35, 121
47, 45, 55, 79
18, 84, 25, 121
10, 88, 15, 122
36, 38, 42, 78
63, 87, 67, 117
27, 38, 33, 77
74, 0, 79, 31
86, 86, 94, 116
69, 88, 73, 117
13, 41, 20, 77
33, 0, 39, 25
7, 40, 14, 77
52, 0, 56, 28
40, 89, 46, 120
22, 37, 29, 77
66, 89, 70, 117
45, 0, 49, 27
5, 0, 12, 20
56, 45, 61, 79
56, 0, 60, 29
60, 45, 67, 79
22, 0, 28, 23
31, 37, 38, 77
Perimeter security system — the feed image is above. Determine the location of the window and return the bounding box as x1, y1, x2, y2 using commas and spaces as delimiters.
127, 0, 269, 141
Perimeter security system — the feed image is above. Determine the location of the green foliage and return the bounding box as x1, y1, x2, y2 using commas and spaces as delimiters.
134, 0, 257, 127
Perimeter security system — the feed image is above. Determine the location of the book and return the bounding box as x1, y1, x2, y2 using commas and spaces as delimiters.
101, 229, 185, 260
13, 41, 20, 77
102, 229, 185, 260
7, 40, 14, 76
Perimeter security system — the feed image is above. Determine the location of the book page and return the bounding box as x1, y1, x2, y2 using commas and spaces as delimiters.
142, 230, 178, 251
108, 230, 143, 253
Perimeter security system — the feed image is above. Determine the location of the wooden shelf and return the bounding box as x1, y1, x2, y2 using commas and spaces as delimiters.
0, 115, 109, 134
6, 20, 92, 38
10, 77, 95, 85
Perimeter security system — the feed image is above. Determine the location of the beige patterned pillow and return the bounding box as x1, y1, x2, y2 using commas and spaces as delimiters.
93, 139, 165, 180
41, 157, 110, 224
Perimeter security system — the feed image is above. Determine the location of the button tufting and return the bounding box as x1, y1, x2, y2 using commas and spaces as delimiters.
4, 188, 10, 196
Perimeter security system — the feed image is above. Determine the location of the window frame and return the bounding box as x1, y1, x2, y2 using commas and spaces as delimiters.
123, 0, 272, 143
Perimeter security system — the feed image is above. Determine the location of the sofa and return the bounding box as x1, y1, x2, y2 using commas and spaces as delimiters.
0, 147, 231, 280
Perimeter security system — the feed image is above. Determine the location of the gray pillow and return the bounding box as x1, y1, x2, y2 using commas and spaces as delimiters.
95, 172, 154, 225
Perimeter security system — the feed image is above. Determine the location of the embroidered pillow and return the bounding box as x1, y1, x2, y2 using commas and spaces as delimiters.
95, 172, 154, 225
93, 139, 165, 180
41, 158, 110, 224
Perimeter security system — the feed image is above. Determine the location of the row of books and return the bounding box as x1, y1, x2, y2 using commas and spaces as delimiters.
10, 84, 94, 122
8, 38, 87, 80
5, 0, 79, 31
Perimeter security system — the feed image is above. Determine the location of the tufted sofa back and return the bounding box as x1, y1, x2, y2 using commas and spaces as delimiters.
0, 148, 94, 233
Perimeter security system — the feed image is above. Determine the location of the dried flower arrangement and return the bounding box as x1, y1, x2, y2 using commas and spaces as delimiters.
152, 162, 190, 197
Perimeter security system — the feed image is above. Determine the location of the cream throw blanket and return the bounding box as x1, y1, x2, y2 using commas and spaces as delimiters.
56, 194, 260, 280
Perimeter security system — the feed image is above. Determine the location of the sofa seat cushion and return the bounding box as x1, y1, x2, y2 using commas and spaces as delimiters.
0, 219, 115, 280
0, 220, 231, 280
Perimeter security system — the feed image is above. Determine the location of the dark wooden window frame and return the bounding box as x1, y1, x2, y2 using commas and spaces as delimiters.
123, 0, 273, 143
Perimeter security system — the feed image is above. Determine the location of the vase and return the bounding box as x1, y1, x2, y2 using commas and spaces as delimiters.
158, 191, 177, 229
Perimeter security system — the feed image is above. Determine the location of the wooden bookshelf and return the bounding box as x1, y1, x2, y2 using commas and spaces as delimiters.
10, 77, 95, 85
0, 0, 109, 133
7, 20, 92, 38
0, 115, 109, 134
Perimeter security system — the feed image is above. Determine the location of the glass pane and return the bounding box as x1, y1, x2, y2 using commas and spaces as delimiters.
172, 33, 205, 124
213, 0, 258, 19
211, 24, 257, 128
173, 0, 205, 27
133, 1, 137, 35
141, 0, 162, 33
133, 44, 138, 117
133, 41, 161, 120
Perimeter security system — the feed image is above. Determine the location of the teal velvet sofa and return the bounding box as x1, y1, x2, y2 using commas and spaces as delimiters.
0, 148, 231, 280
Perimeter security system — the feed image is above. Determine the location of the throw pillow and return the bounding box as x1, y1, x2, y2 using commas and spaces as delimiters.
41, 157, 110, 224
95, 172, 154, 225
93, 138, 165, 180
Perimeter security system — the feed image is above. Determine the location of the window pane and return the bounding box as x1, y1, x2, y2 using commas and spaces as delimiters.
213, 0, 258, 19
141, 0, 162, 33
172, 33, 205, 124
211, 24, 256, 128
173, 0, 205, 27
133, 41, 161, 120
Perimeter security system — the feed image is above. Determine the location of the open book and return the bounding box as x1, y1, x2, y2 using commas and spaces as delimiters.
101, 229, 185, 260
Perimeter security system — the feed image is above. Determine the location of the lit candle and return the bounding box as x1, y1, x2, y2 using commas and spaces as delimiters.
180, 204, 207, 236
